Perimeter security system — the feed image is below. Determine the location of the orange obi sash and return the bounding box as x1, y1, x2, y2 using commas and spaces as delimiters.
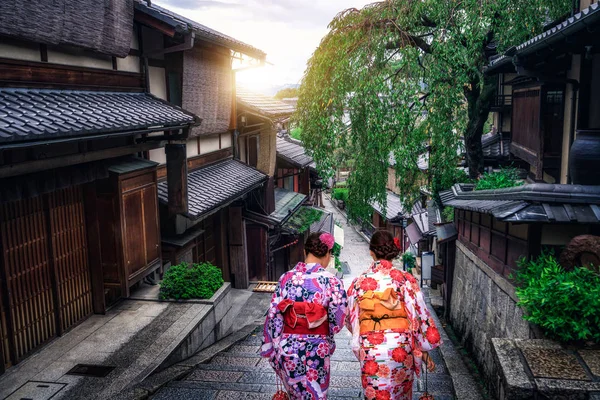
359, 288, 410, 334
278, 299, 329, 335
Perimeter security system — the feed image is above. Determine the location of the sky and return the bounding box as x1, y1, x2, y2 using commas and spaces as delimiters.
154, 0, 373, 94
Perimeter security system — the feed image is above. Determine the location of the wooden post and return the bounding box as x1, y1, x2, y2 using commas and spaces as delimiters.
264, 177, 275, 215
166, 142, 188, 215
228, 206, 249, 289
83, 183, 106, 314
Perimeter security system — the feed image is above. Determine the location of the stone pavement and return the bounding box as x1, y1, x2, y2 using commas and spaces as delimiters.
150, 197, 469, 399
152, 324, 456, 400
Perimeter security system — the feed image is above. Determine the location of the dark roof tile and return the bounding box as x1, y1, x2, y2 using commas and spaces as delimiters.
0, 89, 197, 145
440, 182, 600, 223
135, 1, 266, 60
157, 159, 267, 219
237, 88, 295, 120
277, 135, 314, 168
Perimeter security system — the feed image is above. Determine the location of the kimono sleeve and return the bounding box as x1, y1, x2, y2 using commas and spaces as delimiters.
261, 277, 286, 358
345, 278, 362, 360
405, 278, 442, 353
327, 276, 347, 336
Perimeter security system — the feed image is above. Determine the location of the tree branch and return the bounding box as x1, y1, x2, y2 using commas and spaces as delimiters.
386, 34, 432, 54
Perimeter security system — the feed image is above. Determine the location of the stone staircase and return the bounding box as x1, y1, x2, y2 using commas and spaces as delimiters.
152, 326, 456, 400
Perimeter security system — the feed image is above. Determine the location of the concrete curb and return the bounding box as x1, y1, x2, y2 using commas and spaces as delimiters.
426, 291, 485, 400
113, 323, 261, 400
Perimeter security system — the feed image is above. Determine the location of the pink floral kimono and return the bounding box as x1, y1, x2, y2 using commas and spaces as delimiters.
262, 262, 347, 399
346, 260, 441, 400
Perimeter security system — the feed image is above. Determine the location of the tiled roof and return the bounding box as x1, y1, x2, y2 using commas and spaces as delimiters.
134, 1, 266, 60
482, 132, 510, 158
276, 135, 314, 168
237, 88, 296, 120
488, 3, 600, 72
0, 89, 197, 145
157, 159, 267, 219
310, 209, 334, 234
440, 183, 600, 223
371, 191, 423, 222
270, 188, 306, 223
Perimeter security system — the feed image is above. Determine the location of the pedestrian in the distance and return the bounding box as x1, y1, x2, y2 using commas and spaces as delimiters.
261, 231, 347, 399
346, 230, 441, 400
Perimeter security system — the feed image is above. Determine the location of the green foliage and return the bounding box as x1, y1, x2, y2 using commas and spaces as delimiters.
285, 207, 323, 234
442, 206, 454, 222
334, 181, 348, 188
331, 243, 343, 273
402, 252, 417, 269
475, 167, 523, 191
295, 0, 570, 221
274, 87, 299, 100
514, 252, 600, 343
159, 262, 224, 300
290, 126, 303, 140
332, 188, 349, 203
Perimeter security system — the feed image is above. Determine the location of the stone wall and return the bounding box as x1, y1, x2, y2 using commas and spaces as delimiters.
159, 282, 234, 369
450, 241, 534, 380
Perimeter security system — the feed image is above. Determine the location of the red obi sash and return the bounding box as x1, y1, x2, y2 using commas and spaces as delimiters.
277, 299, 329, 335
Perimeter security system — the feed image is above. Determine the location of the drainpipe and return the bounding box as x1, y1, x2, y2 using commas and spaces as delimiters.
567, 78, 579, 183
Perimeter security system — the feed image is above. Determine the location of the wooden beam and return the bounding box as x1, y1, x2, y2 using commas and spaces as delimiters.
229, 206, 249, 288
134, 10, 176, 37
0, 141, 164, 179
165, 143, 188, 215
0, 58, 144, 90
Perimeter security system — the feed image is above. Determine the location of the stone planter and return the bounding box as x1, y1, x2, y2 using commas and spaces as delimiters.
491, 338, 600, 400
570, 129, 600, 185
158, 282, 233, 370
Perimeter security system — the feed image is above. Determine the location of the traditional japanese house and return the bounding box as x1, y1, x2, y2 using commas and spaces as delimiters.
235, 89, 310, 281
132, 3, 269, 289
440, 0, 600, 379
0, 0, 200, 373
276, 133, 323, 206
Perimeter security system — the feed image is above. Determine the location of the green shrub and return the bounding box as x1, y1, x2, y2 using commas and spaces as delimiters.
332, 188, 349, 203
475, 167, 523, 191
284, 207, 323, 233
402, 252, 416, 269
290, 127, 302, 140
442, 206, 454, 222
514, 252, 600, 343
159, 262, 224, 300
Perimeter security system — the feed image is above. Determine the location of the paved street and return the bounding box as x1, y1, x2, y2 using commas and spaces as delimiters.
151, 197, 459, 399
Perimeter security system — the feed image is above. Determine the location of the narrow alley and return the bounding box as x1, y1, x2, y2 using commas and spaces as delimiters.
149, 197, 478, 400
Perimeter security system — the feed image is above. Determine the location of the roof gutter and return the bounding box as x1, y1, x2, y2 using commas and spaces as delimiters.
486, 4, 600, 74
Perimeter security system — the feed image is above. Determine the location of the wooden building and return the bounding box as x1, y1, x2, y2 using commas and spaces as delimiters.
439, 0, 600, 378
276, 134, 323, 206
235, 89, 310, 281
131, 3, 269, 290
0, 0, 200, 373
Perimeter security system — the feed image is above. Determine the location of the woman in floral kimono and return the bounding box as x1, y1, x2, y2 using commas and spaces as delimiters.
346, 230, 441, 400
262, 232, 347, 399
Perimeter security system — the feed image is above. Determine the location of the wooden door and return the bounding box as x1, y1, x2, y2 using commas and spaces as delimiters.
246, 225, 266, 281
122, 183, 161, 284
48, 186, 92, 332
0, 196, 56, 365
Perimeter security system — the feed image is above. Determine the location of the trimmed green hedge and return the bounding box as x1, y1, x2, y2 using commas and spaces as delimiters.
159, 262, 224, 300
515, 252, 600, 343
332, 188, 349, 203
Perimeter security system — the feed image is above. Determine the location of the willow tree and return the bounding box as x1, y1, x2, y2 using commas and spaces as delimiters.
295, 0, 570, 220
